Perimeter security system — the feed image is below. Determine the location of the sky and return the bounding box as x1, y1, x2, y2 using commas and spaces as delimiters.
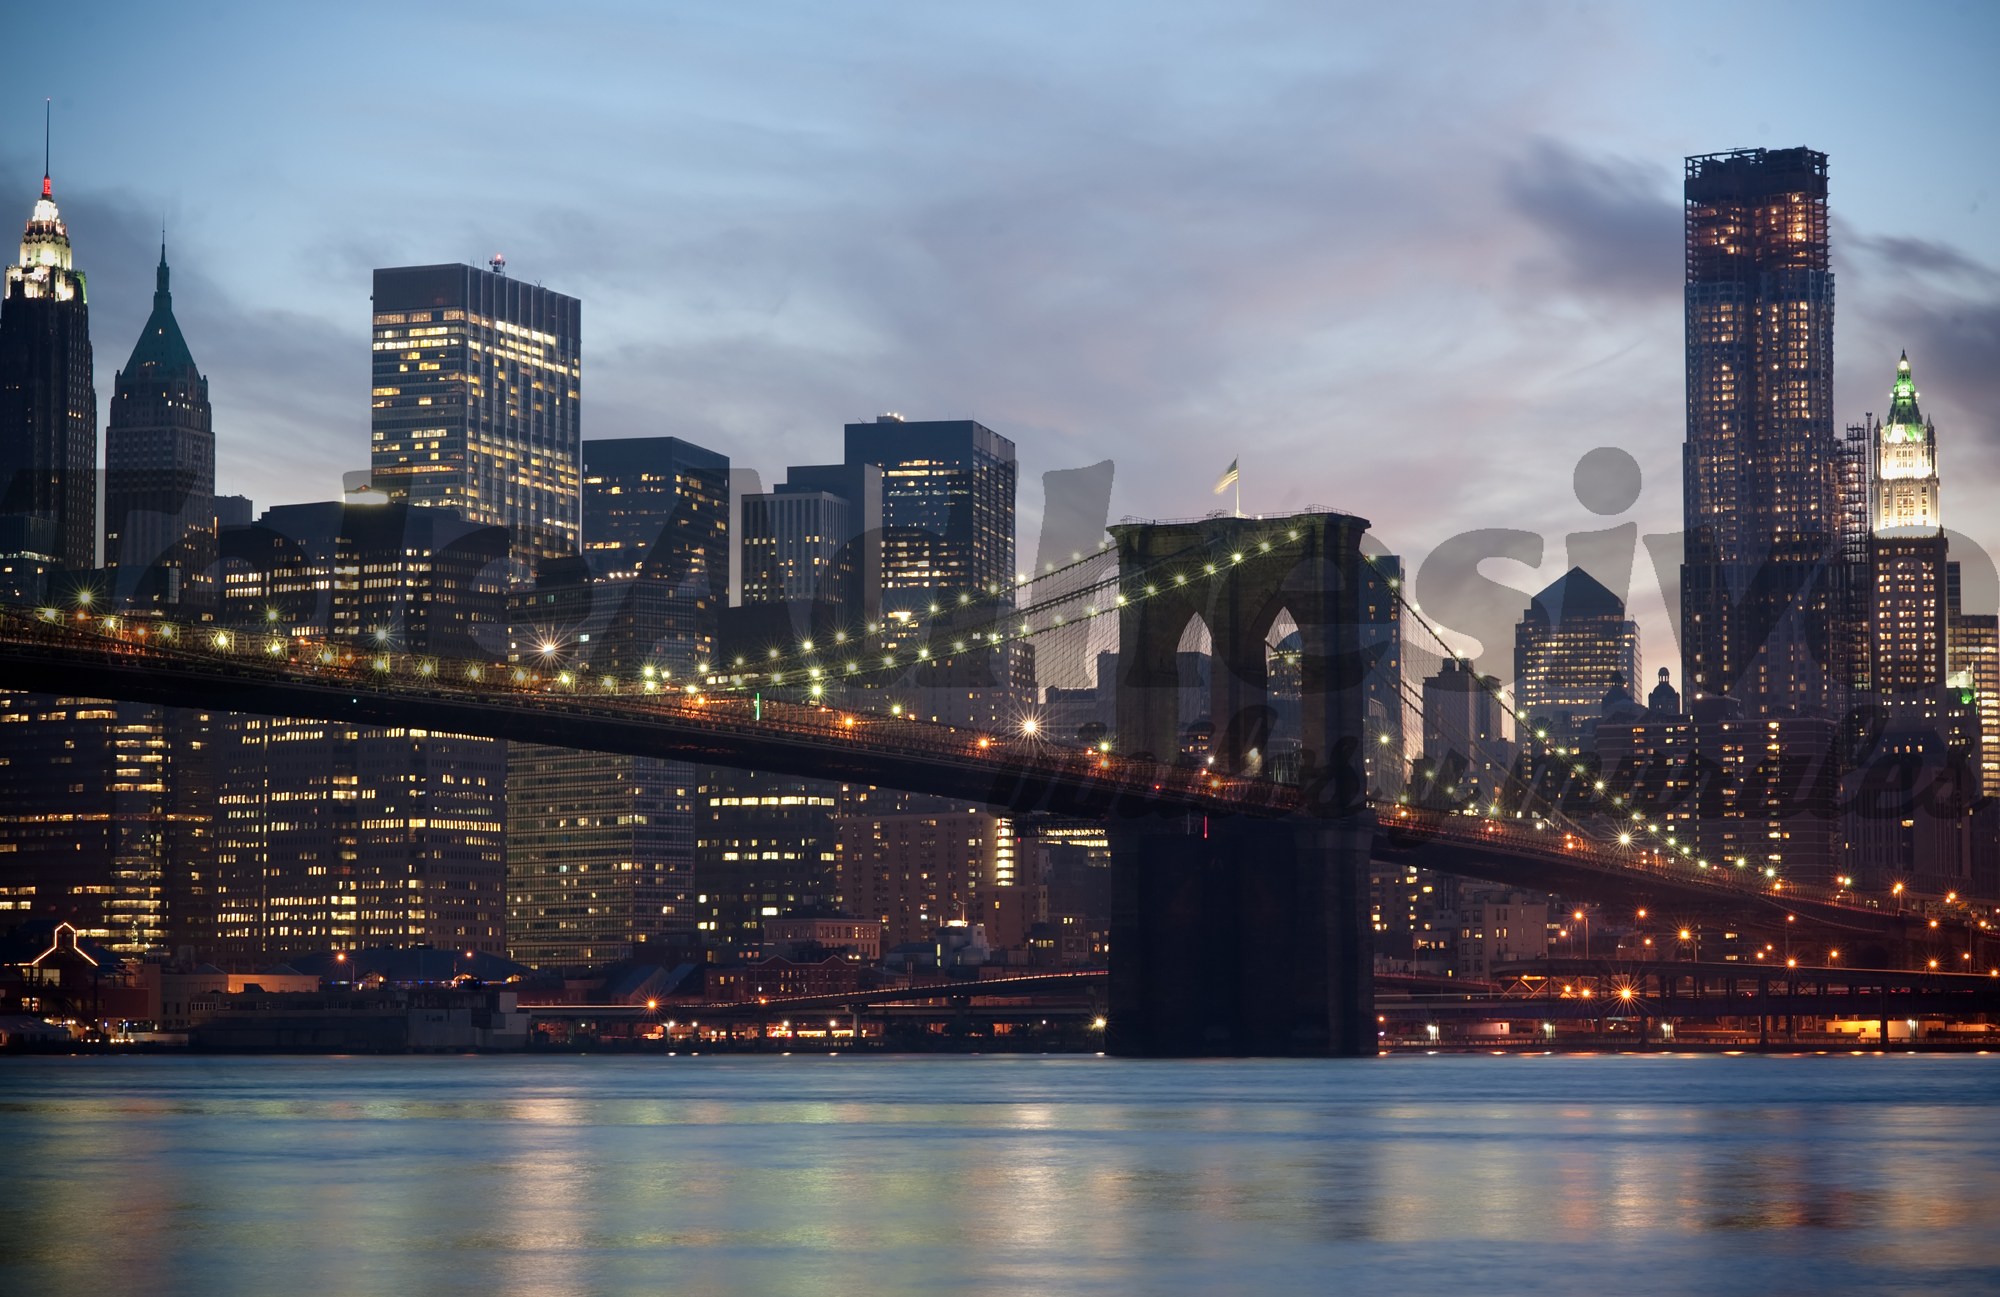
11, 0, 2000, 674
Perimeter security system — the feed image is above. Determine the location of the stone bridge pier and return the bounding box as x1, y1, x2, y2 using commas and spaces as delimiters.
1106, 511, 1376, 1057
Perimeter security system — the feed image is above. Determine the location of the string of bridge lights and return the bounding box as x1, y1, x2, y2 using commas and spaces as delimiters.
1359, 551, 1793, 889
699, 522, 1318, 695
12, 553, 1975, 929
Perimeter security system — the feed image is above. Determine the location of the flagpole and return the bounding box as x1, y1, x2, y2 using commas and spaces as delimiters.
1234, 474, 1240, 518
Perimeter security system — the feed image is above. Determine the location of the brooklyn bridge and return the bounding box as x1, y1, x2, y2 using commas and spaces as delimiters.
0, 509, 1983, 1055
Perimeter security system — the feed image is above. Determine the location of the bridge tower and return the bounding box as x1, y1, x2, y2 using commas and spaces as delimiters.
1106, 510, 1375, 1056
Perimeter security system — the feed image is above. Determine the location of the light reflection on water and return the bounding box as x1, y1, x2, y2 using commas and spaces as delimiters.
1, 1054, 1998, 1295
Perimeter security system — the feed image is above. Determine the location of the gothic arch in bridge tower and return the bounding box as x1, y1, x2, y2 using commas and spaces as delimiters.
1108, 511, 1372, 802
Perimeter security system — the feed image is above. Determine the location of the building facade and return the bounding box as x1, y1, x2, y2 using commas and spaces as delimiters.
0, 166, 94, 573
370, 263, 581, 571
104, 248, 215, 611
1680, 147, 1838, 716
1513, 567, 1642, 753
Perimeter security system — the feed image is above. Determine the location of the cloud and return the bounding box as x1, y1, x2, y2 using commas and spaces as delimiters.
1503, 138, 1682, 301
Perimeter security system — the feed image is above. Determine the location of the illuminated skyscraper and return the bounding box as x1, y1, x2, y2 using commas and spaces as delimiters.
843, 416, 1016, 619
507, 437, 730, 968
1869, 353, 1948, 700
1680, 147, 1837, 715
1514, 568, 1642, 752
370, 262, 581, 572
739, 462, 882, 622
105, 246, 214, 610
0, 157, 94, 573
208, 503, 509, 961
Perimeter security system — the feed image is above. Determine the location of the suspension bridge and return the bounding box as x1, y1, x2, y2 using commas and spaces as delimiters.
0, 508, 1985, 1054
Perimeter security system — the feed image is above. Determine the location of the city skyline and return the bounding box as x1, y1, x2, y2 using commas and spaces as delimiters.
7, 2, 1998, 681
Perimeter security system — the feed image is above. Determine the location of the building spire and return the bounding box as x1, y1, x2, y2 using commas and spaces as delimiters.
155, 227, 170, 305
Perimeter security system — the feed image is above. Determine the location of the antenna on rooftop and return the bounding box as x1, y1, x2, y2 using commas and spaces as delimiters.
489, 253, 507, 276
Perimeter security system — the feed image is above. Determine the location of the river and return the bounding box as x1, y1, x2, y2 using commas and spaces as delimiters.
2, 1053, 1996, 1295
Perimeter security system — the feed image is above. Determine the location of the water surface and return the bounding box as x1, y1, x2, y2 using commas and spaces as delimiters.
2, 1053, 1996, 1295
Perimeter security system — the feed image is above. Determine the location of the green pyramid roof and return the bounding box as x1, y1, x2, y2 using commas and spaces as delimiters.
122, 246, 198, 377
1886, 350, 1923, 429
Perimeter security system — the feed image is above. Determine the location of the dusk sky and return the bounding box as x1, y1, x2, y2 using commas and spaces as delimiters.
14, 0, 2000, 668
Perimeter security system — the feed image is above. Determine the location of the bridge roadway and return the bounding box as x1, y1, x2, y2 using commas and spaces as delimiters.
0, 610, 1978, 946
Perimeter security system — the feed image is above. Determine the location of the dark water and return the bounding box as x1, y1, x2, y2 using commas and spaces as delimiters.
2, 1053, 1998, 1296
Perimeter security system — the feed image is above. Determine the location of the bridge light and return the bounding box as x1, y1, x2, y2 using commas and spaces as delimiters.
1618, 986, 1634, 1001
1173, 573, 1186, 585
810, 683, 824, 699
1204, 563, 1216, 575
917, 648, 930, 660
1618, 833, 1632, 845
1020, 718, 1040, 736
977, 737, 991, 748
802, 639, 815, 653
75, 589, 93, 608
890, 704, 904, 717
1258, 540, 1271, 552
1231, 552, 1244, 563
1116, 594, 1127, 606
843, 716, 856, 728
883, 655, 895, 667
1146, 584, 1157, 595
769, 647, 781, 660
929, 603, 939, 614
642, 665, 656, 679
1091, 1016, 1107, 1030
38, 607, 56, 621
558, 671, 573, 686
466, 666, 482, 681
845, 662, 858, 674
601, 676, 617, 690
213, 631, 232, 649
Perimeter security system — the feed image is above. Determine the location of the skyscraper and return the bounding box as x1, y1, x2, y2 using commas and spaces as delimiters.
507, 436, 730, 968
739, 462, 882, 621
105, 246, 214, 611
1868, 353, 1947, 700
1680, 147, 1837, 716
370, 263, 581, 571
581, 436, 730, 597
843, 415, 1016, 619
208, 502, 509, 961
0, 159, 94, 573
1513, 567, 1642, 751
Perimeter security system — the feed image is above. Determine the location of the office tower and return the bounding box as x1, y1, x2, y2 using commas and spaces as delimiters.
209, 503, 507, 961
507, 437, 729, 968
739, 462, 882, 622
1597, 708, 1840, 883
369, 262, 581, 571
833, 808, 1016, 950
0, 159, 94, 572
842, 415, 1030, 726
1950, 615, 2000, 800
1418, 658, 1510, 801
0, 693, 211, 955
1868, 354, 1948, 701
1361, 555, 1406, 797
334, 502, 509, 656
693, 769, 851, 960
214, 495, 253, 530
1513, 567, 1642, 751
844, 415, 1015, 611
1680, 147, 1838, 715
104, 246, 215, 611
581, 436, 730, 592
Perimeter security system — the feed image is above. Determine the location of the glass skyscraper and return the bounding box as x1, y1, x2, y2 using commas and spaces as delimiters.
370, 262, 581, 572
1680, 147, 1837, 716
